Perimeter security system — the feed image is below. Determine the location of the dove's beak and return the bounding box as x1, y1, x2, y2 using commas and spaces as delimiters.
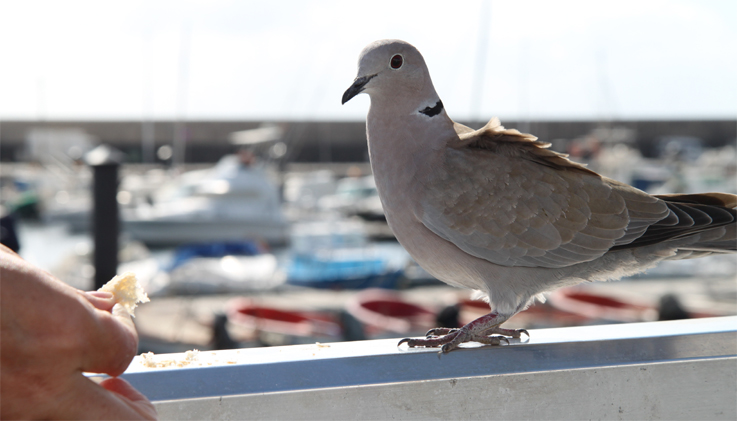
342, 75, 375, 104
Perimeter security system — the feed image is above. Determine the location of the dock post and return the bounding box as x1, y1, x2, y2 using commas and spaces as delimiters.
85, 145, 124, 290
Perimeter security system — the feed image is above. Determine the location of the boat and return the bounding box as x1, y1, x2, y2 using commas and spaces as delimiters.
317, 175, 385, 221
284, 220, 410, 290
167, 254, 284, 295
345, 289, 436, 334
284, 220, 408, 290
282, 170, 337, 215
286, 252, 404, 290
166, 241, 263, 270
122, 155, 289, 247
548, 288, 663, 323
226, 298, 341, 338
119, 240, 285, 296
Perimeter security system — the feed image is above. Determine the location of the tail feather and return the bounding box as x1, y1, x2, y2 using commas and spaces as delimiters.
611, 192, 737, 252
680, 223, 737, 254
655, 192, 737, 208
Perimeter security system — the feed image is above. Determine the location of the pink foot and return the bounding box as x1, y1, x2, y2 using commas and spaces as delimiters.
398, 312, 528, 353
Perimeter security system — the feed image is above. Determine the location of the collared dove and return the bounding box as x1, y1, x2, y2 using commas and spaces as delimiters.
342, 39, 737, 353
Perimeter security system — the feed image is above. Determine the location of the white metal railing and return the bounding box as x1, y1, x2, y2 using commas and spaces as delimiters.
106, 316, 737, 420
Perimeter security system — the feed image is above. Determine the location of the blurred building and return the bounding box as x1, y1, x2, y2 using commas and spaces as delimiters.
0, 119, 734, 164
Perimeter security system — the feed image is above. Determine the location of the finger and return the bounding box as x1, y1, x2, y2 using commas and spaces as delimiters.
100, 377, 158, 419
80, 303, 139, 376
58, 375, 157, 420
81, 291, 116, 312
100, 377, 151, 403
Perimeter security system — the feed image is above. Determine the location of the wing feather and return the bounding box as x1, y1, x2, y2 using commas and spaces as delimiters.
417, 117, 672, 268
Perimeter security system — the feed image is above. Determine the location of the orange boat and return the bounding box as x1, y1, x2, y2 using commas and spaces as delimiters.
226, 298, 341, 338
346, 289, 436, 334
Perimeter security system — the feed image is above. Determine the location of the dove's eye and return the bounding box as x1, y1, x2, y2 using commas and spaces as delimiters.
390, 54, 403, 69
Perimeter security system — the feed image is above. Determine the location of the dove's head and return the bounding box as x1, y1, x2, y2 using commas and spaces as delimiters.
342, 39, 436, 106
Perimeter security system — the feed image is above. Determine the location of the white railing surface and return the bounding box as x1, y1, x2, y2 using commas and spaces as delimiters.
117, 316, 737, 420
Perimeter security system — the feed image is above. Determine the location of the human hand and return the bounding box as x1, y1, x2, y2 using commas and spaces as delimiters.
0, 245, 157, 420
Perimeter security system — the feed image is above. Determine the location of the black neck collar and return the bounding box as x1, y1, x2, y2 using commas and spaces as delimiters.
419, 100, 444, 117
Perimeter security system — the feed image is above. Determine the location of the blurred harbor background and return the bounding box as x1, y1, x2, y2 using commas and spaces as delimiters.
1, 0, 735, 353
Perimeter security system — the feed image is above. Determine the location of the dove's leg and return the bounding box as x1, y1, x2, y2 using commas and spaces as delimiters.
398, 311, 528, 353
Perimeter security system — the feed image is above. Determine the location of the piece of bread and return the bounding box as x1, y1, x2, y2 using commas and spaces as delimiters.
98, 272, 150, 317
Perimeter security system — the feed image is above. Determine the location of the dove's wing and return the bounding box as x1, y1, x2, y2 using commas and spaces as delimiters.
418, 118, 671, 269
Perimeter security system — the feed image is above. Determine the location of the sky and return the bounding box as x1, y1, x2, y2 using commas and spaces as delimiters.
0, 0, 735, 122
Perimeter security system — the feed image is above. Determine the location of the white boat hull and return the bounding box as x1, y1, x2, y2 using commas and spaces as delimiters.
123, 218, 288, 246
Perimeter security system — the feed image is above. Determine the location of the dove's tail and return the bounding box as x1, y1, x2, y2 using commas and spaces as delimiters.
653, 193, 737, 258
610, 192, 737, 256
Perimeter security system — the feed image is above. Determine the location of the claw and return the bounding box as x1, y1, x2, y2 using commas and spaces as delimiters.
398, 338, 413, 347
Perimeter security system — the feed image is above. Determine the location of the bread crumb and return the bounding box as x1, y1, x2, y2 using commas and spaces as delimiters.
140, 352, 157, 368
185, 349, 200, 362
139, 349, 201, 368
99, 272, 150, 317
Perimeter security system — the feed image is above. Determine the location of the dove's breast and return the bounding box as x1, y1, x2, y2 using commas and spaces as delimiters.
365, 117, 492, 292
378, 181, 490, 292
